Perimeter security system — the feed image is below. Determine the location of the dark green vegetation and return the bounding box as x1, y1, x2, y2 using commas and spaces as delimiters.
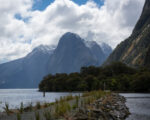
39, 62, 150, 92
105, 0, 150, 67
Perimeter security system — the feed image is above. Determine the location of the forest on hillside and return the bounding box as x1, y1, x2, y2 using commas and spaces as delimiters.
39, 62, 150, 92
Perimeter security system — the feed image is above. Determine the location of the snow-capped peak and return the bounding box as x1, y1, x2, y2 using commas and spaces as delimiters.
26, 45, 56, 58
34, 45, 56, 53
100, 42, 112, 56
84, 40, 99, 48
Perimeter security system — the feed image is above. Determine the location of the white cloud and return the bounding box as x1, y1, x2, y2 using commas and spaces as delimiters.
0, 0, 145, 63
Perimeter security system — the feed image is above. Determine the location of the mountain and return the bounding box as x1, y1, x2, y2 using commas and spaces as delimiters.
48, 32, 111, 74
0, 45, 55, 88
85, 41, 112, 65
0, 32, 112, 88
100, 43, 112, 57
104, 0, 150, 67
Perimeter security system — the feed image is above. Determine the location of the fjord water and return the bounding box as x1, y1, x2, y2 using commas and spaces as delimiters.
0, 89, 80, 111
120, 93, 150, 120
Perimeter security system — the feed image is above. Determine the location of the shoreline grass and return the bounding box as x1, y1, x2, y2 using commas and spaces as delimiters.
1, 90, 109, 120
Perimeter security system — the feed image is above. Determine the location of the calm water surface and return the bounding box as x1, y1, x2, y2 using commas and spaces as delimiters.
0, 89, 80, 111
120, 93, 150, 120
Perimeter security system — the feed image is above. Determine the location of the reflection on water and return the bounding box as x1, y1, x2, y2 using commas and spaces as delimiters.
120, 93, 150, 120
0, 89, 80, 111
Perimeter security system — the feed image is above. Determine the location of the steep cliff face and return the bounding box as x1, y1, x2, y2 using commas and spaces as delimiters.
48, 32, 108, 74
105, 0, 150, 67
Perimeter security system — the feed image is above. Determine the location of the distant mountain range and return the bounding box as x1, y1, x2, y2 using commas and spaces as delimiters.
105, 0, 150, 67
0, 32, 112, 88
0, 45, 55, 88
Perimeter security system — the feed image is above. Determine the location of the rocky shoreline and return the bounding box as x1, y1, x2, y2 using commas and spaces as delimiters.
0, 92, 130, 120
72, 93, 130, 120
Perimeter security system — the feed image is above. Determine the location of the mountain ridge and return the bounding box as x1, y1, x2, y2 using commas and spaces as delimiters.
104, 0, 150, 67
0, 32, 112, 88
48, 32, 107, 74
0, 45, 55, 88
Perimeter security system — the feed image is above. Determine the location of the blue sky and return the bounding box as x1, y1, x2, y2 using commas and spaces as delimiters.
32, 0, 104, 11
15, 0, 104, 22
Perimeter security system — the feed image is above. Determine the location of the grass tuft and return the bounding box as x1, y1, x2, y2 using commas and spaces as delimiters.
17, 113, 21, 120
19, 102, 24, 114
43, 109, 52, 120
3, 103, 11, 115
35, 111, 40, 120
36, 102, 41, 109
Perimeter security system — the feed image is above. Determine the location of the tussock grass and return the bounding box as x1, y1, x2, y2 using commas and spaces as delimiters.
72, 103, 78, 110
57, 94, 74, 103
43, 109, 52, 120
19, 102, 24, 114
36, 102, 41, 109
35, 111, 40, 120
43, 102, 49, 108
53, 91, 108, 118
3, 90, 108, 120
3, 103, 11, 115
55, 101, 71, 117
24, 102, 33, 112
75, 95, 79, 108
17, 113, 21, 120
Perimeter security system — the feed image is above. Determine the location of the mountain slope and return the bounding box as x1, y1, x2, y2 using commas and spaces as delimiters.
0, 45, 55, 88
86, 41, 105, 66
100, 43, 112, 57
48, 32, 108, 74
85, 41, 112, 65
105, 0, 150, 67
